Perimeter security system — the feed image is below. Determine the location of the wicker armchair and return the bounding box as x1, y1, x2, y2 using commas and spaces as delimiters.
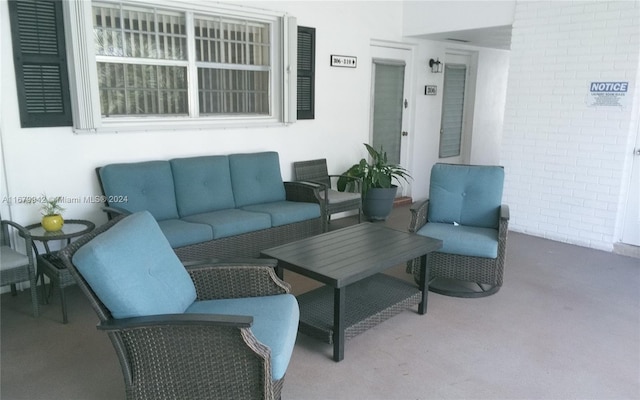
293, 158, 362, 231
58, 212, 299, 400
1, 217, 38, 317
407, 163, 509, 298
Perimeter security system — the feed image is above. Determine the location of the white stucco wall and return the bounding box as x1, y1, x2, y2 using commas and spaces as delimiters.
1, 1, 406, 227
1, 0, 509, 231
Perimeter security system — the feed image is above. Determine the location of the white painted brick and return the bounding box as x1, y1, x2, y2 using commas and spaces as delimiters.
502, 0, 638, 251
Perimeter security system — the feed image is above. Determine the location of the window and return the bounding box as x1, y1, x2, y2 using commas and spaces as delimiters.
8, 0, 72, 128
439, 64, 467, 158
64, 0, 296, 132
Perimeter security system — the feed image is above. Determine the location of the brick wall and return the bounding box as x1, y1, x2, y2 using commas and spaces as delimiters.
502, 1, 639, 251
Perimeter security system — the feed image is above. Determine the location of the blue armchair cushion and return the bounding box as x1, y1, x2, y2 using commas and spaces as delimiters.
428, 163, 504, 229
156, 219, 213, 248
242, 201, 321, 227
99, 161, 179, 221
185, 294, 299, 381
229, 152, 286, 207
171, 156, 236, 216
73, 211, 197, 319
182, 209, 272, 239
417, 222, 499, 259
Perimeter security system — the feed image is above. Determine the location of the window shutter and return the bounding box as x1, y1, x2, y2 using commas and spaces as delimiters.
8, 0, 72, 128
297, 26, 315, 120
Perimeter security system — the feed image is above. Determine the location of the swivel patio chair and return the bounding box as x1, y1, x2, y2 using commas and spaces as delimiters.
407, 163, 509, 298
58, 211, 299, 400
293, 158, 362, 230
1, 217, 38, 317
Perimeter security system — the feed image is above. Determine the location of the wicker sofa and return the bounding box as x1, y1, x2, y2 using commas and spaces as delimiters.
97, 151, 323, 261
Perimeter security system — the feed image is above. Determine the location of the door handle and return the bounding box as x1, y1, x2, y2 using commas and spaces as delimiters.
401, 131, 409, 137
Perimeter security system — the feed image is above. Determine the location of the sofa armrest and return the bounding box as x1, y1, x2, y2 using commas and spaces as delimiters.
284, 181, 327, 225
408, 199, 429, 233
284, 181, 324, 204
101, 206, 131, 220
184, 258, 291, 300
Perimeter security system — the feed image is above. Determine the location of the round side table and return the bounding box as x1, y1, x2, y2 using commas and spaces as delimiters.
26, 219, 95, 323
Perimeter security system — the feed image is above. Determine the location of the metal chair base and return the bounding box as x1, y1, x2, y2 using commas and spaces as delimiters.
428, 277, 501, 298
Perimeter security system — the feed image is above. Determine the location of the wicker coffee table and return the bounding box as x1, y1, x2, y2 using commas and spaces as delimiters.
261, 223, 441, 361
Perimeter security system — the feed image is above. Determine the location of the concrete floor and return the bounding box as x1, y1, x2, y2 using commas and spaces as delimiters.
2, 205, 639, 399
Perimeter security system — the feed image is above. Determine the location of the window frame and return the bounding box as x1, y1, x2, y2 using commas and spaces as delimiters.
63, 0, 296, 133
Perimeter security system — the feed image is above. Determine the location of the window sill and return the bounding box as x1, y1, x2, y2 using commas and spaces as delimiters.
73, 116, 291, 134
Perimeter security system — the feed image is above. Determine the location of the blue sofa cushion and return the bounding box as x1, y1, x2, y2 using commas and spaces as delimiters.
99, 161, 179, 221
156, 219, 213, 248
417, 222, 499, 258
185, 294, 299, 381
73, 211, 197, 319
182, 209, 272, 239
170, 156, 236, 217
242, 201, 321, 227
229, 152, 286, 207
428, 163, 504, 229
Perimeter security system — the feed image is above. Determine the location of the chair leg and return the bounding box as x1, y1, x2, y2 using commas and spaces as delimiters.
10, 284, 17, 296
29, 279, 39, 318
59, 285, 68, 324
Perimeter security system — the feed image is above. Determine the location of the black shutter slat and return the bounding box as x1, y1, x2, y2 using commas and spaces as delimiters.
297, 26, 315, 120
9, 0, 72, 127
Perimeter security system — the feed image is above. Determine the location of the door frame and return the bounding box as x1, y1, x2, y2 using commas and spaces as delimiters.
369, 40, 416, 197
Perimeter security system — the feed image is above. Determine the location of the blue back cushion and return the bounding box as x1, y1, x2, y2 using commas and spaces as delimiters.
99, 161, 179, 221
229, 152, 286, 207
428, 163, 504, 229
170, 156, 236, 217
73, 211, 197, 319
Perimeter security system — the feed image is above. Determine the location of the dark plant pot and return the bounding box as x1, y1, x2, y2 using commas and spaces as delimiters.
362, 186, 398, 221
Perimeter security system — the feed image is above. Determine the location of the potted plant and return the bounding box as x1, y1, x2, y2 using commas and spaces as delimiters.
40, 194, 65, 232
337, 143, 411, 221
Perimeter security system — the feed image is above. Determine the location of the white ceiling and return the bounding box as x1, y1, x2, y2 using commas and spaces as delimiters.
415, 25, 513, 50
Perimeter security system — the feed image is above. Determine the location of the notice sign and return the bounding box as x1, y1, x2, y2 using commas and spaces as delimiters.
587, 81, 629, 109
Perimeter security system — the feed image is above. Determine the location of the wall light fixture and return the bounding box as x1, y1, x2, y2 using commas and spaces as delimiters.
429, 58, 443, 73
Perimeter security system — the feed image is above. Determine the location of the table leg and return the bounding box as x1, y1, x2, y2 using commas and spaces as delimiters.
333, 287, 345, 362
275, 265, 284, 280
418, 254, 429, 315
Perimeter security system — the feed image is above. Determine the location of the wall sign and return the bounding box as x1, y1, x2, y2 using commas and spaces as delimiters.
586, 81, 629, 109
425, 85, 437, 95
330, 55, 357, 68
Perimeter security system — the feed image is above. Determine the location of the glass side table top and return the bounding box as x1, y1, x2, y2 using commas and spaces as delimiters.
25, 219, 95, 254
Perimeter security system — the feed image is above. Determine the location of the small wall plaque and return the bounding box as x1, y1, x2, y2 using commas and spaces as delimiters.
425, 85, 437, 95
331, 55, 357, 68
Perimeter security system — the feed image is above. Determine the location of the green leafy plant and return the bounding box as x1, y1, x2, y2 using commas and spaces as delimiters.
337, 143, 411, 196
40, 194, 65, 216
